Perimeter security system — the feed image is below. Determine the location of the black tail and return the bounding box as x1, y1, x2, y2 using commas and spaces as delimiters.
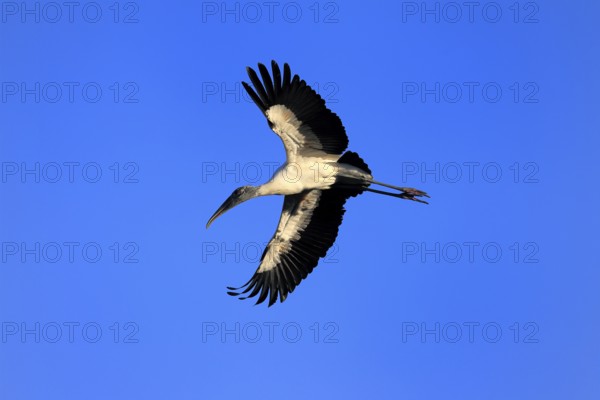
337, 151, 371, 174
334, 151, 372, 198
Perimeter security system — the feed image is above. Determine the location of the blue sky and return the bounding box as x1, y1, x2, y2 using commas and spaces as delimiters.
1, 1, 599, 399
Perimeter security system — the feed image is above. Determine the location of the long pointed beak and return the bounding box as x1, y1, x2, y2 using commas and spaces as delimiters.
206, 194, 240, 229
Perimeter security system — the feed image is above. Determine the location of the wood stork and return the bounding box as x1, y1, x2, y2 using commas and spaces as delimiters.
207, 61, 429, 306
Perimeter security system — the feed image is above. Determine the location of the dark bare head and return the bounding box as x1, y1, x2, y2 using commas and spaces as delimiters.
206, 186, 260, 228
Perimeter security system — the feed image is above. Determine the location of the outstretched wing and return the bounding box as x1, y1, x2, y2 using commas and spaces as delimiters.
242, 61, 349, 161
228, 187, 358, 306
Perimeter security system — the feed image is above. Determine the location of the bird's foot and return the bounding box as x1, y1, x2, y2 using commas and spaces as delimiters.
398, 187, 430, 204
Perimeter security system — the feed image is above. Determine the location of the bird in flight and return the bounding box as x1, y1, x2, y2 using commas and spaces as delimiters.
207, 61, 429, 306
